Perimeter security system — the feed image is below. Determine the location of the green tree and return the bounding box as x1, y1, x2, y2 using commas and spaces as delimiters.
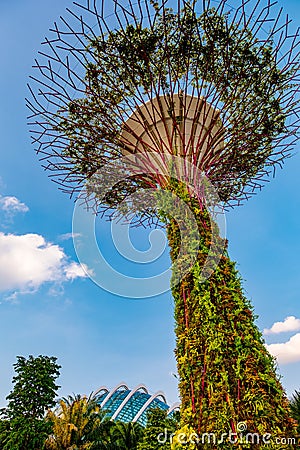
44, 394, 109, 450
0, 419, 10, 449
137, 408, 178, 450
111, 421, 144, 450
290, 390, 300, 433
0, 355, 60, 450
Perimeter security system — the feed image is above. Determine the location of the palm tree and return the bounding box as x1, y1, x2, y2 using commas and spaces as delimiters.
44, 394, 109, 450
110, 421, 144, 450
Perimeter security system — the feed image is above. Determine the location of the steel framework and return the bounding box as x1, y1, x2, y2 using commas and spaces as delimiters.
27, 0, 300, 214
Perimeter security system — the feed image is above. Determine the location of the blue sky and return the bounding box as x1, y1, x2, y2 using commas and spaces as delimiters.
0, 0, 299, 409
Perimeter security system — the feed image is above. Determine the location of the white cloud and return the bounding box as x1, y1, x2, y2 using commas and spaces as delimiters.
264, 316, 300, 335
65, 261, 89, 280
266, 333, 300, 364
0, 195, 29, 214
59, 232, 81, 241
0, 232, 87, 295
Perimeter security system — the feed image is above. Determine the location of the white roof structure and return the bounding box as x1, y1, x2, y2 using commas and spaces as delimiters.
92, 382, 179, 426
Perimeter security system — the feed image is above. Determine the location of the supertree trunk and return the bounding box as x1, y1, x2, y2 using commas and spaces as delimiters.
166, 194, 295, 445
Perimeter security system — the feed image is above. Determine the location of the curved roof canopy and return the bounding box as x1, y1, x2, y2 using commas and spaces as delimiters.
92, 382, 179, 426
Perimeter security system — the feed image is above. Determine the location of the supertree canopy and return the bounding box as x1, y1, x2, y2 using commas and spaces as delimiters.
27, 0, 300, 447
28, 0, 299, 207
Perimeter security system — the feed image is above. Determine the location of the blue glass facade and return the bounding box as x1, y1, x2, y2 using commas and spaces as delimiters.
94, 384, 179, 427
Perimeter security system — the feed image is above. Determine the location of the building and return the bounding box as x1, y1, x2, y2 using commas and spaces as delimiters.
93, 382, 180, 427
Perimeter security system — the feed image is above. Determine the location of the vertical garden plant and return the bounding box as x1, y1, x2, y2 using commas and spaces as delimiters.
27, 0, 300, 445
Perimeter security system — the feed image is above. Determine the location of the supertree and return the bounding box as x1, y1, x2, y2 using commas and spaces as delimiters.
27, 0, 300, 447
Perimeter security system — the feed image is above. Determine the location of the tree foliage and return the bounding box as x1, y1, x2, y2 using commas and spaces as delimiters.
49, 0, 300, 208
44, 394, 109, 450
166, 186, 296, 448
0, 355, 60, 450
111, 420, 144, 450
137, 408, 179, 450
44, 396, 176, 450
290, 390, 300, 433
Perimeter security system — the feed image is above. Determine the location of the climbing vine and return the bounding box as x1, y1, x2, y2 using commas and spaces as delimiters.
164, 183, 296, 448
